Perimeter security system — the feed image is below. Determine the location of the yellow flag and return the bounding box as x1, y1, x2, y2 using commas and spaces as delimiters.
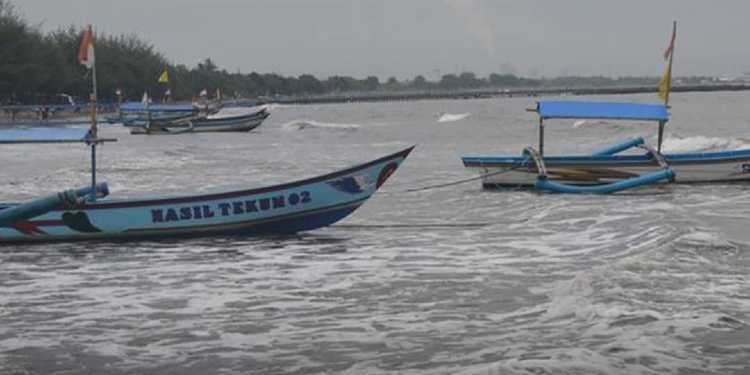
658, 63, 671, 102
158, 69, 169, 83
658, 21, 676, 104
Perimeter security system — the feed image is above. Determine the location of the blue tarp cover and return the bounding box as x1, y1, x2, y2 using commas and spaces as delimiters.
0, 128, 90, 143
120, 102, 196, 113
538, 101, 669, 122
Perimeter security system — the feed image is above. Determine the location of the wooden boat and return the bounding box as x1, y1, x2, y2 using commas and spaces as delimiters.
127, 106, 270, 135
460, 22, 749, 194
0, 127, 413, 243
461, 100, 750, 193
106, 101, 226, 125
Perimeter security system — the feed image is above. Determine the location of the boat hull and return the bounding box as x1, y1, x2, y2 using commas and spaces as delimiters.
129, 110, 269, 135
462, 149, 750, 188
0, 147, 414, 243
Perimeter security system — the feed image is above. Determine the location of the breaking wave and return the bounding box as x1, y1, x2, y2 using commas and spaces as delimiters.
281, 119, 361, 131
437, 112, 471, 123
660, 134, 750, 153
573, 119, 613, 128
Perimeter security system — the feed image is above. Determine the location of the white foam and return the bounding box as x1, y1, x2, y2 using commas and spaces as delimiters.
573, 119, 613, 128
660, 135, 750, 153
280, 119, 361, 131
437, 112, 471, 123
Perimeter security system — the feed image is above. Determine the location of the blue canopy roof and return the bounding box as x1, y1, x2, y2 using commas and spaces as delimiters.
120, 102, 196, 113
538, 101, 669, 122
0, 128, 91, 143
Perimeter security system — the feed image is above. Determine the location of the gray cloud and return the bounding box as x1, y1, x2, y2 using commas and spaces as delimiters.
17, 0, 750, 79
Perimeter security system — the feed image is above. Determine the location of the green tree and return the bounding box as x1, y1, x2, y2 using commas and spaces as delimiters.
364, 76, 380, 91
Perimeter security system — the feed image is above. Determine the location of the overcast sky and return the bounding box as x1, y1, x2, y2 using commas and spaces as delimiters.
18, 0, 750, 80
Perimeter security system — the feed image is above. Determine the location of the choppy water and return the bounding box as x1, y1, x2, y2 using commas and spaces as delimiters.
1, 92, 750, 374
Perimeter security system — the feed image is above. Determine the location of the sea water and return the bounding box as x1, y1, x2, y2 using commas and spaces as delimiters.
1, 92, 749, 374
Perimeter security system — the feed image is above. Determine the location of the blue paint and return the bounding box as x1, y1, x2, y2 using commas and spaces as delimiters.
535, 168, 675, 194
328, 176, 365, 194
149, 191, 313, 223
288, 193, 300, 205
218, 203, 232, 216
179, 207, 192, 220
272, 196, 285, 209
259, 198, 271, 211
538, 101, 669, 121
463, 148, 750, 166
592, 137, 644, 156
245, 200, 258, 212
165, 209, 179, 222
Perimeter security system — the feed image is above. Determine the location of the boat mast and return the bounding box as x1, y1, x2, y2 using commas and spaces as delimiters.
79, 24, 99, 201
658, 21, 676, 152
89, 32, 99, 202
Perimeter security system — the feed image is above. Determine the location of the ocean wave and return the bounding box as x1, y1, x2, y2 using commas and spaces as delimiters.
660, 135, 750, 153
437, 112, 471, 123
280, 119, 361, 131
573, 119, 613, 128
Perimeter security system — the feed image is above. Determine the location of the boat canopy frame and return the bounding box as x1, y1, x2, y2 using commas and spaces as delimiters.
0, 127, 116, 202
0, 128, 115, 144
528, 100, 671, 155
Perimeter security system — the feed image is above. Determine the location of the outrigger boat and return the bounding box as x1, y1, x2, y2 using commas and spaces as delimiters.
107, 102, 200, 125
126, 106, 270, 135
461, 22, 747, 194
0, 25, 413, 243
0, 128, 412, 243
461, 100, 750, 193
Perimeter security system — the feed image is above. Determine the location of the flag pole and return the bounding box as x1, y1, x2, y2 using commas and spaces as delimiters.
89, 26, 99, 201
657, 21, 676, 152
663, 21, 676, 107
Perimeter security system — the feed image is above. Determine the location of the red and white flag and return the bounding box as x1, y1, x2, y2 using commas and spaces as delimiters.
78, 25, 95, 69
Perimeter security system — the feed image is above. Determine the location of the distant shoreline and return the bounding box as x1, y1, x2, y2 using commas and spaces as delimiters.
2, 83, 749, 117
274, 83, 750, 105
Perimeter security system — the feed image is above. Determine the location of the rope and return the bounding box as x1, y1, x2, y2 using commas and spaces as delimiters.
381, 158, 530, 194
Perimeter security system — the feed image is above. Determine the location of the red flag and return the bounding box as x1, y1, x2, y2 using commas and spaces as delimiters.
663, 23, 676, 61
78, 25, 95, 69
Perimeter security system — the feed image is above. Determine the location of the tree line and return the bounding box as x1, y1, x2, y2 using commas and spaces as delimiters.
0, 0, 715, 105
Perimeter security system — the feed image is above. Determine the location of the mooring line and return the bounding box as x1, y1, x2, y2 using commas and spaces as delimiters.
335, 223, 491, 229
380, 159, 529, 194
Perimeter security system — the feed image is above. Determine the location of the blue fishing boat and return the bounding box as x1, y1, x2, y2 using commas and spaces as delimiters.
0, 25, 413, 243
127, 106, 270, 134
461, 100, 750, 193
0, 127, 413, 243
460, 22, 746, 194
106, 102, 199, 125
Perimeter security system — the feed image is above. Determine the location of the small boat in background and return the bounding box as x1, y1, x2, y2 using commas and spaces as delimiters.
127, 106, 270, 135
460, 22, 746, 194
106, 102, 201, 125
